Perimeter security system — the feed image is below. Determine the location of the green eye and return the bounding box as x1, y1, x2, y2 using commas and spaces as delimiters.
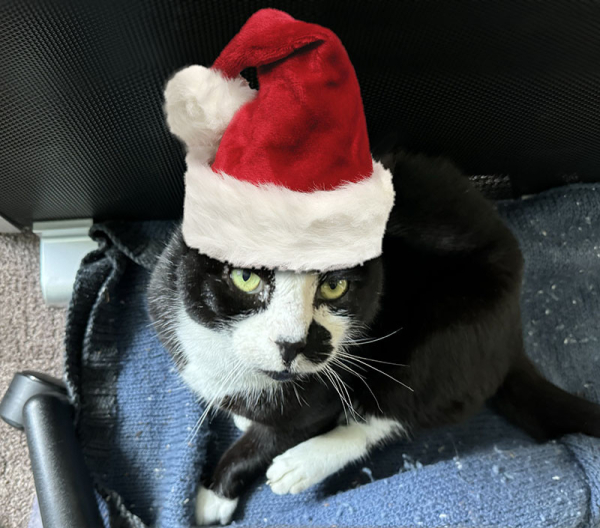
231, 269, 262, 293
320, 279, 348, 301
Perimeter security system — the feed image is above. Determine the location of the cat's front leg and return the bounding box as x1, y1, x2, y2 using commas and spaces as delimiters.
195, 422, 313, 526
266, 416, 405, 495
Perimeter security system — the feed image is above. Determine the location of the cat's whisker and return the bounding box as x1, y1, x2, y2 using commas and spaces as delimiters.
321, 365, 350, 424
359, 358, 408, 367
331, 356, 368, 420
292, 384, 302, 406
352, 326, 402, 341
165, 385, 191, 393
337, 353, 414, 393
314, 370, 329, 388
337, 351, 408, 368
331, 357, 366, 381
331, 355, 383, 414
189, 397, 215, 443
341, 327, 403, 347
323, 362, 363, 423
331, 369, 363, 423
188, 357, 246, 444
192, 397, 220, 439
323, 369, 347, 423
291, 381, 307, 407
187, 418, 202, 444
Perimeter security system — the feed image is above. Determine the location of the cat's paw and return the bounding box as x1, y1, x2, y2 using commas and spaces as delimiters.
266, 439, 332, 495
266, 423, 376, 495
195, 486, 238, 526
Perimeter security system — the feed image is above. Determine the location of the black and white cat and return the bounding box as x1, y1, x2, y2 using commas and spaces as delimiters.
148, 151, 600, 525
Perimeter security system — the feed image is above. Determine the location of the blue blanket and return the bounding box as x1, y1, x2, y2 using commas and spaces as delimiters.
65, 184, 600, 528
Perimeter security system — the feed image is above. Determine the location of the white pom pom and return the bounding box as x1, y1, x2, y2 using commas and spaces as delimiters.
164, 65, 256, 163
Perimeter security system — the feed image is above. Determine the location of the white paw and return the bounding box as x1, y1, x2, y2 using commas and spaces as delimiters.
266, 423, 378, 495
266, 440, 332, 495
266, 419, 402, 496
195, 486, 238, 526
232, 414, 252, 432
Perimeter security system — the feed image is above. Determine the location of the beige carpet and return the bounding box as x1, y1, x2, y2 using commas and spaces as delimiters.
0, 233, 65, 528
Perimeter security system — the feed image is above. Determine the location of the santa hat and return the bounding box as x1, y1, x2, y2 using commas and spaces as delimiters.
164, 8, 394, 272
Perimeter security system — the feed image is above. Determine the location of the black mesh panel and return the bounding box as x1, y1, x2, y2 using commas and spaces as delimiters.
2, 0, 600, 227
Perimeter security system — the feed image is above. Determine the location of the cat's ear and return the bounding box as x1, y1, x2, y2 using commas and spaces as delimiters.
163, 65, 256, 163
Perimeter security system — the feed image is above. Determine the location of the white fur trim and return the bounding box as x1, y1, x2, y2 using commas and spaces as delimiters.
164, 65, 256, 163
182, 159, 395, 271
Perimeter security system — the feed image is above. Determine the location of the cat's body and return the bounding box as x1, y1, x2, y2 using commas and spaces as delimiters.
148, 151, 600, 526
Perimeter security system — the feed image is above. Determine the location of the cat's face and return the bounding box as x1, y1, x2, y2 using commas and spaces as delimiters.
171, 243, 383, 399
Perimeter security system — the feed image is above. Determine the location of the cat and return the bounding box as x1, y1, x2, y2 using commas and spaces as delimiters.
148, 150, 600, 526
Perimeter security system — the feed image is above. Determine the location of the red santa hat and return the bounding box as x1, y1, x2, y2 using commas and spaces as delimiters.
164, 8, 394, 272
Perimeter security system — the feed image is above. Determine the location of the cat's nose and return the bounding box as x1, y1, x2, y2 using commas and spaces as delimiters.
276, 339, 306, 367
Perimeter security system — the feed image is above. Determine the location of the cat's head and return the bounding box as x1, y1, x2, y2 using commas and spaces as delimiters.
149, 230, 383, 399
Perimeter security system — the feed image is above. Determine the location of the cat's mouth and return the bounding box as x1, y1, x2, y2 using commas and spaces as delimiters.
261, 369, 297, 382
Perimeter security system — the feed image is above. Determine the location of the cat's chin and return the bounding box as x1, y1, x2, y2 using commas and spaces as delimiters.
260, 369, 299, 382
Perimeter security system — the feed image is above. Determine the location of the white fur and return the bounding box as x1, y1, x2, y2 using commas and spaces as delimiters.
176, 305, 274, 403
233, 272, 316, 372
195, 486, 238, 526
232, 414, 253, 432
266, 417, 405, 494
164, 65, 256, 162
182, 159, 395, 272
176, 272, 351, 404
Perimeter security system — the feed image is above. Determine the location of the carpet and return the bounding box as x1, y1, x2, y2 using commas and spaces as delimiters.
0, 233, 65, 528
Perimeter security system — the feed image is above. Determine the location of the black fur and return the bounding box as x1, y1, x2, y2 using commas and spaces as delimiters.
180, 248, 275, 328
148, 150, 600, 505
208, 416, 334, 499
